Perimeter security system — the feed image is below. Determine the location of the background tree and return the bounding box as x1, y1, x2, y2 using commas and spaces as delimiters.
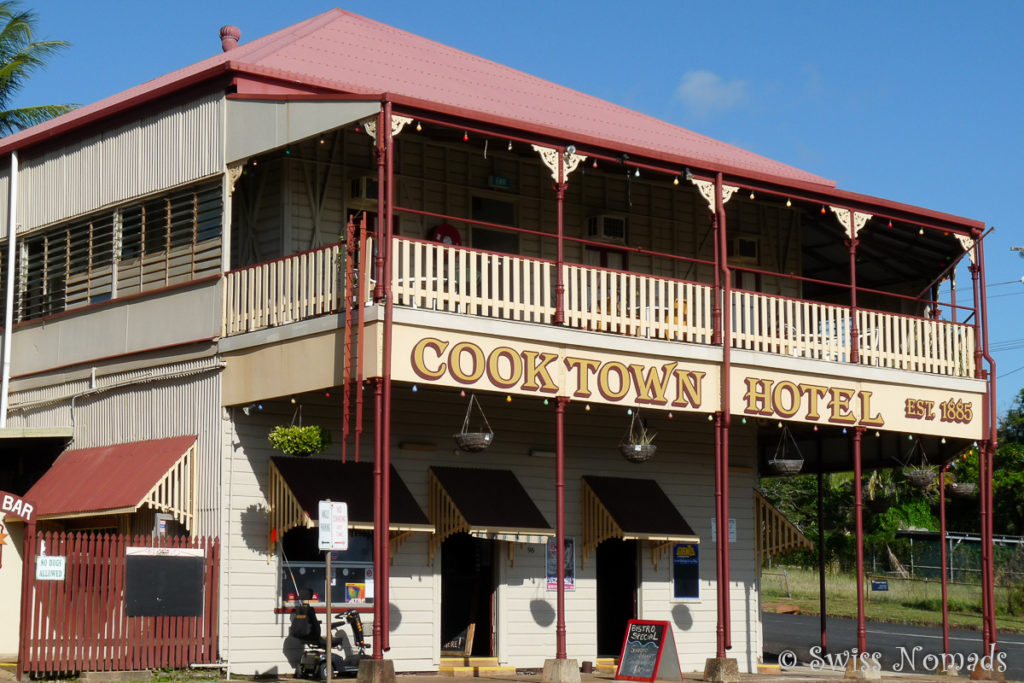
0, 1, 72, 135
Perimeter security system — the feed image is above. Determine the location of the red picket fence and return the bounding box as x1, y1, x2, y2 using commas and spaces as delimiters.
19, 531, 219, 676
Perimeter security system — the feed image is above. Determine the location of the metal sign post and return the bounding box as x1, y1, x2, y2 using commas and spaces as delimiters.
318, 500, 349, 683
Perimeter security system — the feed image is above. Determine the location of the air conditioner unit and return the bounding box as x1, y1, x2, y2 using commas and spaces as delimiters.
587, 215, 627, 243
727, 236, 759, 264
349, 175, 379, 206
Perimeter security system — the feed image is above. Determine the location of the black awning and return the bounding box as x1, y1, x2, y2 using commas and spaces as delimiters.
270, 457, 431, 531
582, 475, 698, 542
429, 466, 552, 536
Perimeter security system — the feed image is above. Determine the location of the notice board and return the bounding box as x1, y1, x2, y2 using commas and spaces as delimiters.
615, 620, 682, 683
125, 547, 204, 617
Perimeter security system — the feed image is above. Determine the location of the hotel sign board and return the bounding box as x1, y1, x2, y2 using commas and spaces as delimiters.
397, 330, 719, 414
730, 367, 984, 440
393, 326, 984, 439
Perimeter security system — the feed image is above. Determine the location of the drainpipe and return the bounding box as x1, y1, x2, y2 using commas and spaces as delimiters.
969, 263, 983, 379
381, 99, 395, 652
715, 172, 732, 651
555, 397, 568, 659
976, 236, 998, 652
853, 427, 866, 653
711, 205, 722, 346
847, 233, 860, 364
554, 151, 566, 325
1, 150, 17, 428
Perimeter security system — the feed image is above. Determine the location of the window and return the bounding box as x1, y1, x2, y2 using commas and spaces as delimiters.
0, 180, 222, 323
672, 543, 699, 599
470, 196, 518, 255
280, 528, 375, 607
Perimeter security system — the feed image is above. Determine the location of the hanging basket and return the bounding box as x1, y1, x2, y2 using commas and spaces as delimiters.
904, 467, 937, 489
619, 411, 656, 463
948, 482, 977, 498
268, 424, 331, 457
619, 442, 657, 463
453, 394, 494, 453
768, 424, 804, 476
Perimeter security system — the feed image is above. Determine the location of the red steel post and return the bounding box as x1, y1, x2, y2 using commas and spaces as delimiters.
713, 412, 724, 659
373, 109, 385, 302
716, 173, 732, 651
847, 235, 860, 364
977, 236, 998, 652
853, 427, 866, 652
554, 151, 566, 325
940, 464, 950, 657
817, 444, 827, 654
380, 100, 395, 651
555, 397, 568, 659
371, 378, 384, 659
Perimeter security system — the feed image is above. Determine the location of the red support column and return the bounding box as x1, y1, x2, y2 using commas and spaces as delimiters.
380, 100, 395, 652
847, 236, 860, 364
969, 264, 983, 379
371, 378, 384, 660
555, 397, 569, 659
817, 444, 827, 655
554, 152, 566, 325
977, 235, 998, 654
716, 173, 732, 651
711, 211, 722, 346
373, 108, 386, 302
713, 411, 724, 659
940, 464, 950, 657
853, 427, 866, 653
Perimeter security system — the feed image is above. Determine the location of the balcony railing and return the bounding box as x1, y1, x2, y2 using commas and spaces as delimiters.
221, 237, 977, 379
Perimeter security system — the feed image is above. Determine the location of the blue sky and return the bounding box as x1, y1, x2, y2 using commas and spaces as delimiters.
15, 1, 1024, 414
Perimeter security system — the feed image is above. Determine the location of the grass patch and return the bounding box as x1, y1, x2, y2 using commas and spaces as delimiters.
761, 566, 1024, 634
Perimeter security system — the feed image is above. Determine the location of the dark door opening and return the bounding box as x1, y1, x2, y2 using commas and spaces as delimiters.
441, 533, 495, 656
596, 538, 637, 657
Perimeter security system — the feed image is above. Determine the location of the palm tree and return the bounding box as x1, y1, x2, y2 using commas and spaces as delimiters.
0, 1, 72, 135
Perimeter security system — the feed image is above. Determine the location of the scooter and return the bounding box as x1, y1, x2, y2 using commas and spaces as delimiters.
295, 608, 368, 680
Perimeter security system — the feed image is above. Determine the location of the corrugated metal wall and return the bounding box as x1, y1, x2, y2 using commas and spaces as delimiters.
7, 94, 224, 235
7, 357, 224, 537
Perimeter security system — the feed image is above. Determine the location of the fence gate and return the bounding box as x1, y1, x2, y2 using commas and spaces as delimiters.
20, 531, 219, 676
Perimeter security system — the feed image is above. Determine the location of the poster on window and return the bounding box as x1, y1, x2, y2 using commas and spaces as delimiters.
545, 537, 575, 591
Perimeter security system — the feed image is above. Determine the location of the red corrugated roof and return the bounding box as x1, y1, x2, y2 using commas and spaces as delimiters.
25, 435, 197, 518
0, 9, 831, 188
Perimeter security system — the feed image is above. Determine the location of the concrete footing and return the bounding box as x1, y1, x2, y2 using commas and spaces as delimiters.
357, 658, 395, 683
843, 656, 881, 679
541, 657, 581, 683
703, 657, 738, 682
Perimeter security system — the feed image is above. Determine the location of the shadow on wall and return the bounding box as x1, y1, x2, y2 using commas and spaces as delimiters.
530, 599, 556, 627
672, 603, 693, 631
240, 502, 271, 555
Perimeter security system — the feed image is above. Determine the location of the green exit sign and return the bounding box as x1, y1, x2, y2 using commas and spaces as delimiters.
488, 175, 511, 190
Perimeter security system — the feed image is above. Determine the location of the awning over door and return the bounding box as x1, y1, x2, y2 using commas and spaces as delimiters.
24, 435, 198, 531
428, 466, 554, 564
581, 475, 699, 569
268, 458, 432, 552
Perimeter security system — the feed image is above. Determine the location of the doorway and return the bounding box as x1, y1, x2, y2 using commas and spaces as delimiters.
441, 533, 495, 656
596, 538, 638, 657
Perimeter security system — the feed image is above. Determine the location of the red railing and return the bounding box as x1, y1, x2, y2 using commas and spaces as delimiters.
20, 532, 219, 676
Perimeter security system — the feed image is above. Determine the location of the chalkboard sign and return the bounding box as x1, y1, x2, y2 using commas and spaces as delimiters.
125, 547, 204, 617
615, 620, 682, 683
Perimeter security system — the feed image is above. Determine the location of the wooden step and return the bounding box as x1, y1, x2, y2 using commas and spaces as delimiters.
438, 666, 476, 677
477, 665, 517, 676
440, 657, 470, 667
467, 657, 500, 667
595, 657, 619, 673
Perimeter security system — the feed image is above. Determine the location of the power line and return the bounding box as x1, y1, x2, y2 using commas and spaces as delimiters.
999, 364, 1024, 379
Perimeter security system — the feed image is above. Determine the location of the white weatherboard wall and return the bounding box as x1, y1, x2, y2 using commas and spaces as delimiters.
221, 388, 761, 674
0, 522, 25, 658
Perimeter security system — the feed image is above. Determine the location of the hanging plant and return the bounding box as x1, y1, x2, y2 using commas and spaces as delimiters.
768, 424, 804, 476
901, 437, 935, 489
454, 394, 494, 452
619, 411, 656, 463
947, 481, 977, 498
268, 405, 331, 457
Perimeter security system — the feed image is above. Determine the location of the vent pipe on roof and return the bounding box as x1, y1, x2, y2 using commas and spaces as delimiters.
220, 25, 241, 52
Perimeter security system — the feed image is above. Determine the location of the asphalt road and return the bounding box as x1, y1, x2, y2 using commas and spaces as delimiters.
763, 612, 1024, 680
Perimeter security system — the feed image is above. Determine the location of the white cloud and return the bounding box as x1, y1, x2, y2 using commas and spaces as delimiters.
675, 70, 748, 116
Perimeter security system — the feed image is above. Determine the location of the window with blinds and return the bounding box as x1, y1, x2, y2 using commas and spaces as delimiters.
1, 181, 222, 324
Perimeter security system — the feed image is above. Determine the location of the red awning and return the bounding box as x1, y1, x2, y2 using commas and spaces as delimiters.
25, 435, 198, 526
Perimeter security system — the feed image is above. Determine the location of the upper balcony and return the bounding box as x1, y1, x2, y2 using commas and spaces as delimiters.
222, 235, 976, 380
